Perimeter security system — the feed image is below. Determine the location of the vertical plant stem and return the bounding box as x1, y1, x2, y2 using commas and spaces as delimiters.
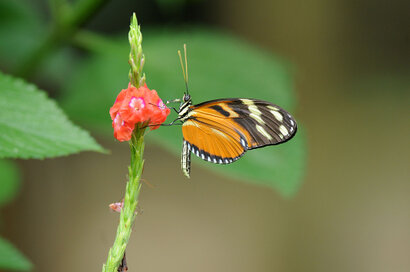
102, 13, 146, 271
102, 127, 145, 272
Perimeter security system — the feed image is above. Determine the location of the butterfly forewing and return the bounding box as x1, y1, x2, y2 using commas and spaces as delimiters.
232, 99, 297, 148
181, 98, 297, 169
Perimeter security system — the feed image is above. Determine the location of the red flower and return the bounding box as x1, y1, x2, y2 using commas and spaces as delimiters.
110, 83, 170, 141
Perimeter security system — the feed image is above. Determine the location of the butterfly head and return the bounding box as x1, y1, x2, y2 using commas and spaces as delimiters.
183, 93, 191, 103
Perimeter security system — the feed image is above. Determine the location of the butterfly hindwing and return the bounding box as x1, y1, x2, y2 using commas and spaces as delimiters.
181, 98, 297, 169
182, 113, 247, 163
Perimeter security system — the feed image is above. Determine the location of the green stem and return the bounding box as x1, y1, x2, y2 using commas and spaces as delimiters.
102, 127, 146, 272
103, 13, 146, 271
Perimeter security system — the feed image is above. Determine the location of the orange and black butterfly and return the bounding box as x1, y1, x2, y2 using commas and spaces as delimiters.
169, 45, 297, 178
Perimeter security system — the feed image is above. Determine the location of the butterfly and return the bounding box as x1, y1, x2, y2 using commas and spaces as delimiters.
167, 45, 297, 178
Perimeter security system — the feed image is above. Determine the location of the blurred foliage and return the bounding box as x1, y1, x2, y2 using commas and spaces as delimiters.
0, 0, 45, 70
0, 237, 32, 271
0, 0, 307, 187
0, 160, 31, 271
0, 1, 105, 269
0, 0, 307, 269
61, 29, 306, 195
0, 0, 306, 195
0, 0, 305, 195
154, 0, 202, 13
0, 160, 19, 207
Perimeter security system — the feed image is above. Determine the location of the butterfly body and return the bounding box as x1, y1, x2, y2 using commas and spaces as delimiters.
177, 95, 297, 178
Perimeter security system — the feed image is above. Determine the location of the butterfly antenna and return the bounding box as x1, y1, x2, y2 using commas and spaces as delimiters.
184, 44, 188, 86
178, 45, 189, 94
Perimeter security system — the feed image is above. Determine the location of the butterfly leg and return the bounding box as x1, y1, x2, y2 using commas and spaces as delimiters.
146, 118, 182, 128
168, 107, 179, 114
162, 118, 183, 126
165, 99, 182, 114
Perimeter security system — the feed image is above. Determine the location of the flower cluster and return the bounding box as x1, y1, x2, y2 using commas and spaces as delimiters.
109, 83, 170, 141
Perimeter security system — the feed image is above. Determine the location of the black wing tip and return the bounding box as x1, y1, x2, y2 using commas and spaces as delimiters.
249, 124, 298, 151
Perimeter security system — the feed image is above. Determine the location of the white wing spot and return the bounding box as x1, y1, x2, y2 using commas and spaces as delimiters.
240, 138, 246, 148
248, 105, 262, 115
270, 110, 283, 122
224, 159, 229, 163
279, 125, 289, 136
279, 134, 284, 140
242, 99, 264, 124
267, 106, 279, 111
256, 125, 273, 140
250, 113, 264, 124
201, 154, 205, 160
207, 156, 212, 162
241, 99, 254, 106
290, 119, 294, 126
219, 159, 223, 164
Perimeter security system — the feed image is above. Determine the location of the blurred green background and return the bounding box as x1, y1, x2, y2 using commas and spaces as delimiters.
0, 0, 409, 271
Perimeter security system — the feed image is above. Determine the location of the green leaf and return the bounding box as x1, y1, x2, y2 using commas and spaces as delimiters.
0, 236, 32, 271
0, 72, 105, 159
0, 159, 20, 207
61, 29, 306, 196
